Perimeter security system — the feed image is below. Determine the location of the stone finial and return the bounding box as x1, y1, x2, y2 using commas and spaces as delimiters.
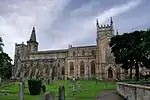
110, 17, 113, 26
96, 19, 99, 27
29, 27, 36, 42
106, 24, 109, 27
116, 29, 119, 35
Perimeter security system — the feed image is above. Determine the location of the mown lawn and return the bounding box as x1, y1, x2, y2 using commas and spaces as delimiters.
0, 80, 116, 100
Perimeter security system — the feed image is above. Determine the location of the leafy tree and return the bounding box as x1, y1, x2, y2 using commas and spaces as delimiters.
0, 37, 13, 80
109, 30, 150, 81
0, 52, 13, 80
0, 37, 4, 52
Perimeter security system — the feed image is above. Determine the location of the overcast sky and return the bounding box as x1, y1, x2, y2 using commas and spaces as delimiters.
0, 0, 149, 61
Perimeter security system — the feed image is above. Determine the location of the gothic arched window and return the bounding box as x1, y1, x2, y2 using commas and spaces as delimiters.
73, 52, 75, 56
61, 66, 65, 75
91, 50, 95, 56
70, 61, 74, 76
80, 61, 84, 77
82, 51, 85, 56
91, 61, 95, 75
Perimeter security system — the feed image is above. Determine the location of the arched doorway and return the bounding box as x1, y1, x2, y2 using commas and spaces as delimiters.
80, 61, 85, 78
91, 61, 95, 75
70, 62, 74, 77
108, 68, 113, 78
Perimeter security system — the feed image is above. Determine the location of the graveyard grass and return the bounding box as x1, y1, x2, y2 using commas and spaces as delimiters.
0, 80, 116, 100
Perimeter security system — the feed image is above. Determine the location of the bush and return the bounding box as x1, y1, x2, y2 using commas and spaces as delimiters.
91, 76, 96, 80
28, 79, 42, 95
41, 85, 46, 93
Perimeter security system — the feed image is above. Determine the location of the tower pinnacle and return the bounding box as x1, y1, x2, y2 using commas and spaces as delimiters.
110, 17, 113, 26
29, 27, 36, 42
96, 19, 99, 27
116, 29, 119, 35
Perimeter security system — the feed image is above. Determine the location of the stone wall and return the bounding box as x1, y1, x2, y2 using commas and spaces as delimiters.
117, 82, 150, 100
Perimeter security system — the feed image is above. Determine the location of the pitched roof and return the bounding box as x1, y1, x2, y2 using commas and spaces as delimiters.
29, 49, 68, 55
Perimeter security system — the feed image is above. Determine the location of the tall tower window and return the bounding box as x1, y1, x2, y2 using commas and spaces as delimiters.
91, 50, 95, 55
73, 52, 75, 56
82, 51, 85, 56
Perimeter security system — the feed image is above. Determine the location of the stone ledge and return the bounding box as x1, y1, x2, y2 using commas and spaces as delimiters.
117, 82, 150, 100
117, 82, 150, 90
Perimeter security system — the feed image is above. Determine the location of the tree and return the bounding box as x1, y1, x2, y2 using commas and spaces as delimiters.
109, 30, 150, 81
0, 37, 4, 52
0, 37, 13, 80
0, 52, 13, 80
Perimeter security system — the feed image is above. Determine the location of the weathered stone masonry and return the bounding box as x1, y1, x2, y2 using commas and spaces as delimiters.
13, 18, 125, 80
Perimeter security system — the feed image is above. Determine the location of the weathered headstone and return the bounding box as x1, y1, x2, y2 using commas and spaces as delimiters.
61, 86, 65, 100
58, 86, 65, 100
58, 86, 61, 100
44, 92, 54, 100
19, 82, 24, 100
72, 77, 76, 95
48, 79, 50, 84
96, 78, 98, 84
0, 77, 2, 83
77, 80, 80, 92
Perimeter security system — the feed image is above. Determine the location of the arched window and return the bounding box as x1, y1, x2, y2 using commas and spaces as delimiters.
61, 66, 65, 75
91, 50, 95, 55
91, 61, 95, 75
70, 62, 74, 76
82, 51, 85, 56
73, 52, 75, 56
108, 68, 113, 78
80, 61, 84, 77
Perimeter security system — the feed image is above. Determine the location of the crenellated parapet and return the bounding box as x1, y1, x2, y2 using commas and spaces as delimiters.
96, 17, 114, 39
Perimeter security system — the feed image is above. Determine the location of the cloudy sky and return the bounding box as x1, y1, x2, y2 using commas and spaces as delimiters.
0, 0, 149, 61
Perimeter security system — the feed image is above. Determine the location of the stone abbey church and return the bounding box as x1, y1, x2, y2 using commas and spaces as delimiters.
13, 18, 125, 80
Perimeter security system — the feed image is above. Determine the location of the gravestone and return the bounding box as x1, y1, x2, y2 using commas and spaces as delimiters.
61, 86, 65, 100
58, 86, 65, 100
47, 79, 50, 84
0, 77, 2, 83
19, 82, 24, 100
72, 77, 76, 95
44, 92, 54, 100
96, 78, 98, 84
77, 80, 80, 92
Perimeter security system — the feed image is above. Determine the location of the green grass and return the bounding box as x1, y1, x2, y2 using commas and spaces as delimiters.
0, 80, 116, 100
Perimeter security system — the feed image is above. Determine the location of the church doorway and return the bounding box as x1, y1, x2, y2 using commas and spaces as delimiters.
108, 68, 113, 79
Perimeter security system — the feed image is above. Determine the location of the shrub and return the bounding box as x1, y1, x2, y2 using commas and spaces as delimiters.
28, 79, 42, 95
91, 76, 96, 80
41, 85, 46, 93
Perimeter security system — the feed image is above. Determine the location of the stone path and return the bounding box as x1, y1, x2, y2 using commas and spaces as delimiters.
96, 90, 126, 100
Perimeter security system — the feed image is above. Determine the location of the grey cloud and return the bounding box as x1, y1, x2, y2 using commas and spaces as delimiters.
0, 0, 148, 62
